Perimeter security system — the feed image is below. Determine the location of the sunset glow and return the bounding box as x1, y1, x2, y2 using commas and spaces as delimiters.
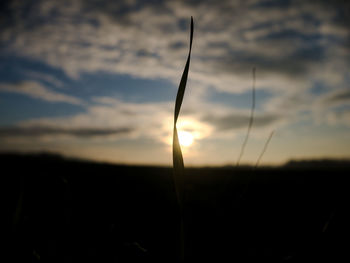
178, 130, 194, 147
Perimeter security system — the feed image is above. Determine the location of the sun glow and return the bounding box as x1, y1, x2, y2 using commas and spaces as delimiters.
162, 117, 214, 152
178, 130, 194, 147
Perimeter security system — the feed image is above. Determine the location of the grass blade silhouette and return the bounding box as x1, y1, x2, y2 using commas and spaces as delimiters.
236, 67, 256, 166
173, 16, 193, 208
172, 16, 193, 262
255, 130, 274, 168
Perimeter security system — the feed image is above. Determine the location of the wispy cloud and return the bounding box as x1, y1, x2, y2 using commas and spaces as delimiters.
326, 110, 350, 127
313, 88, 350, 126
23, 71, 65, 88
202, 112, 282, 131
0, 81, 83, 105
318, 89, 350, 107
5, 98, 173, 142
0, 126, 133, 138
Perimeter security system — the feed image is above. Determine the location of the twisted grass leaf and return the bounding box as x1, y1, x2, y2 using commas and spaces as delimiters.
172, 16, 193, 262
173, 16, 193, 208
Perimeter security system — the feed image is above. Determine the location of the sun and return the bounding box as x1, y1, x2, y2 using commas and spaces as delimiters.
178, 130, 194, 147
162, 117, 213, 150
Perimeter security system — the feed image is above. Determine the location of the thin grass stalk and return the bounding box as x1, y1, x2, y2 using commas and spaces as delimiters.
236, 67, 256, 166
254, 130, 274, 169
234, 131, 274, 204
172, 16, 193, 262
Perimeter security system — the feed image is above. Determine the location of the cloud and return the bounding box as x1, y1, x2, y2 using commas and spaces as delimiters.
6, 97, 174, 143
326, 110, 350, 127
313, 88, 350, 125
1, 0, 349, 149
23, 70, 65, 88
264, 91, 313, 114
1, 0, 348, 95
0, 81, 83, 105
202, 112, 282, 131
318, 89, 350, 107
0, 126, 133, 138
0, 94, 217, 144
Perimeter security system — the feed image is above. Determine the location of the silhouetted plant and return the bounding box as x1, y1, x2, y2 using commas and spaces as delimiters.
172, 17, 274, 262
172, 16, 193, 262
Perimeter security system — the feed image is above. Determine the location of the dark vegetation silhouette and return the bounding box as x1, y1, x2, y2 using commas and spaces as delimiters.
5, 152, 350, 262
172, 16, 193, 262
6, 17, 350, 263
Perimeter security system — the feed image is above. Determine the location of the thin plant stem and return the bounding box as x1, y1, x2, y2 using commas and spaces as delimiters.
254, 131, 274, 169
236, 67, 256, 166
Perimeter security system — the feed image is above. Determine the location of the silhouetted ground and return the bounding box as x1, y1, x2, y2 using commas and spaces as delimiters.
4, 153, 350, 262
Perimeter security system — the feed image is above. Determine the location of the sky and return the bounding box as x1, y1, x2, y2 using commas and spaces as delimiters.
0, 0, 350, 166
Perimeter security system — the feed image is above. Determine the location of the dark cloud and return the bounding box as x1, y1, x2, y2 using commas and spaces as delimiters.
202, 112, 281, 131
320, 89, 350, 106
213, 49, 323, 79
0, 126, 134, 137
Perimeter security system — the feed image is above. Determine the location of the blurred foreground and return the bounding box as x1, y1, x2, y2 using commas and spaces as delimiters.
5, 153, 350, 262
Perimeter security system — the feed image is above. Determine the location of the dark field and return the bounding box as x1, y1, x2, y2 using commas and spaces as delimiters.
5, 153, 350, 262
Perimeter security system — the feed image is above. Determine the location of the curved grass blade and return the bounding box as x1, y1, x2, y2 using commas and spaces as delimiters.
173, 16, 193, 208
172, 16, 193, 262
